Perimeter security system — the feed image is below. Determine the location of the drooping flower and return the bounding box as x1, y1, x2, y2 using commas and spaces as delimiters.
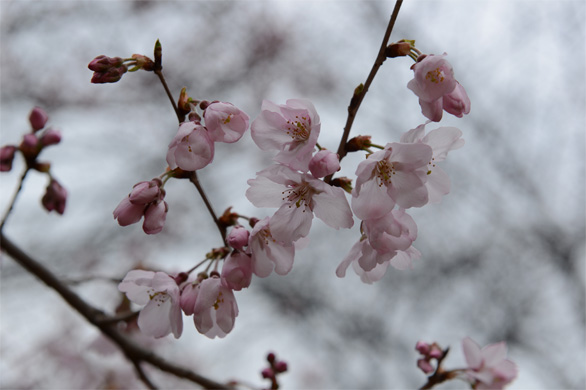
203, 102, 250, 143
462, 337, 518, 390
246, 164, 353, 242
142, 200, 168, 235
248, 217, 295, 277
400, 124, 464, 203
118, 270, 183, 339
166, 122, 214, 171
407, 54, 469, 122
181, 275, 239, 339
113, 178, 167, 234
221, 251, 253, 291
351, 142, 432, 220
41, 179, 67, 214
251, 99, 320, 171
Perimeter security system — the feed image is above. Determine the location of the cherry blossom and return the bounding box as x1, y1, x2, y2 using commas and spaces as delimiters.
400, 124, 464, 203
221, 251, 253, 291
166, 121, 214, 171
308, 149, 340, 178
246, 164, 353, 242
462, 337, 518, 390
113, 178, 168, 234
251, 99, 321, 171
248, 217, 295, 277
42, 179, 67, 214
227, 226, 250, 251
118, 270, 183, 339
203, 102, 250, 143
181, 276, 239, 339
407, 54, 469, 121
335, 239, 391, 284
351, 142, 432, 220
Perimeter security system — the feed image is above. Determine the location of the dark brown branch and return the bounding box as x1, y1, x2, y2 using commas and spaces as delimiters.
155, 69, 183, 123
0, 232, 232, 390
189, 171, 227, 245
1, 168, 30, 231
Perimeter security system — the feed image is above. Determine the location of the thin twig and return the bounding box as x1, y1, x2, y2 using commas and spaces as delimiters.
132, 360, 159, 390
0, 232, 233, 390
1, 168, 30, 231
155, 69, 183, 123
188, 172, 227, 245
326, 0, 403, 183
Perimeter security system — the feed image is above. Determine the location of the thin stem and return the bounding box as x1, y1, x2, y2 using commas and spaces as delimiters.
132, 360, 159, 390
0, 168, 30, 231
155, 69, 183, 123
189, 171, 227, 245
0, 232, 233, 390
326, 0, 403, 183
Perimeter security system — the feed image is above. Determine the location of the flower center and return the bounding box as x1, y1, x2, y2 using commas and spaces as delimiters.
425, 67, 445, 84
213, 291, 224, 310
427, 157, 436, 175
285, 115, 310, 141
147, 289, 170, 307
282, 181, 312, 209
376, 160, 395, 187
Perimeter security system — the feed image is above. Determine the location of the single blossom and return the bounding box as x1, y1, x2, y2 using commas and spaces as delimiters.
308, 149, 340, 178
181, 276, 239, 339
221, 251, 253, 291
204, 102, 250, 143
400, 124, 464, 203
407, 54, 469, 122
41, 179, 67, 214
352, 142, 432, 220
462, 337, 518, 390
246, 164, 354, 242
251, 99, 321, 171
29, 107, 48, 132
118, 270, 183, 339
0, 145, 17, 172
166, 122, 214, 171
248, 217, 295, 277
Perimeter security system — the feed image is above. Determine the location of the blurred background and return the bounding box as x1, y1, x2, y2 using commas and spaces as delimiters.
1, 1, 584, 389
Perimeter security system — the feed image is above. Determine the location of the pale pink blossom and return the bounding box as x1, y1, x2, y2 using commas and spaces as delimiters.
42, 179, 67, 214
227, 226, 250, 250
248, 217, 295, 277
251, 99, 320, 171
142, 200, 168, 235
221, 251, 253, 291
400, 124, 464, 203
129, 179, 163, 205
462, 337, 518, 390
29, 107, 48, 132
113, 197, 145, 226
246, 164, 353, 242
166, 122, 214, 171
351, 142, 432, 220
335, 239, 391, 284
118, 270, 183, 339
114, 179, 168, 234
204, 102, 250, 143
308, 149, 340, 178
181, 276, 239, 339
363, 209, 418, 260
408, 54, 469, 122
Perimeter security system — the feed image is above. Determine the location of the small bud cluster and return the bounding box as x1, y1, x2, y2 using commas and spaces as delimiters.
1, 107, 67, 214
261, 352, 288, 390
113, 178, 167, 234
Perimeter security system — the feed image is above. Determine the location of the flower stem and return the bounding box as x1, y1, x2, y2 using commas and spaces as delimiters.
189, 171, 227, 245
326, 0, 403, 183
0, 168, 30, 232
155, 69, 183, 123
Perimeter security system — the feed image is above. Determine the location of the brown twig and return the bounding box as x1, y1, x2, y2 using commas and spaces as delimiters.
189, 171, 228, 246
0, 232, 233, 390
0, 168, 30, 231
155, 69, 183, 123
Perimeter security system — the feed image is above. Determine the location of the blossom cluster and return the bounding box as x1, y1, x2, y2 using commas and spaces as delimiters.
1, 107, 67, 214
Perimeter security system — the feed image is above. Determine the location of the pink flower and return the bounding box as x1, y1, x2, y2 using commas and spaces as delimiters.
88, 55, 127, 84
142, 200, 168, 235
363, 209, 418, 262
351, 142, 432, 220
335, 239, 391, 284
308, 150, 340, 178
128, 179, 163, 205
246, 164, 354, 242
400, 124, 464, 203
181, 276, 239, 339
251, 99, 320, 171
221, 251, 253, 291
0, 145, 17, 172
113, 179, 168, 234
203, 102, 250, 143
118, 270, 183, 339
166, 122, 214, 171
248, 217, 295, 277
42, 179, 67, 214
113, 197, 146, 226
407, 54, 469, 122
29, 107, 48, 132
227, 226, 250, 251
462, 337, 518, 390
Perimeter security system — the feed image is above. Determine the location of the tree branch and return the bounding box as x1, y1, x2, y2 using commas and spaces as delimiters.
0, 232, 233, 390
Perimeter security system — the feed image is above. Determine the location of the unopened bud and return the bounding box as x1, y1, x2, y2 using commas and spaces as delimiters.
88, 55, 125, 72
129, 54, 155, 72
0, 145, 18, 172
385, 41, 412, 58
274, 361, 287, 373
42, 179, 67, 215
346, 135, 372, 152
154, 39, 162, 70
19, 134, 40, 158
331, 177, 353, 194
40, 128, 61, 147
29, 107, 48, 132
219, 207, 239, 229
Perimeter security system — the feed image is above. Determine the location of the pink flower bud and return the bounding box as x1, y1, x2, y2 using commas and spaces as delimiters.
221, 252, 253, 291
19, 134, 39, 158
417, 358, 435, 374
0, 145, 17, 172
91, 67, 127, 84
261, 368, 274, 379
88, 55, 124, 72
180, 282, 199, 316
113, 197, 145, 226
227, 226, 250, 250
415, 341, 431, 355
129, 179, 162, 205
40, 129, 61, 147
204, 102, 250, 143
142, 200, 168, 235
442, 82, 470, 118
274, 361, 288, 373
29, 107, 48, 132
308, 149, 340, 178
42, 179, 67, 214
